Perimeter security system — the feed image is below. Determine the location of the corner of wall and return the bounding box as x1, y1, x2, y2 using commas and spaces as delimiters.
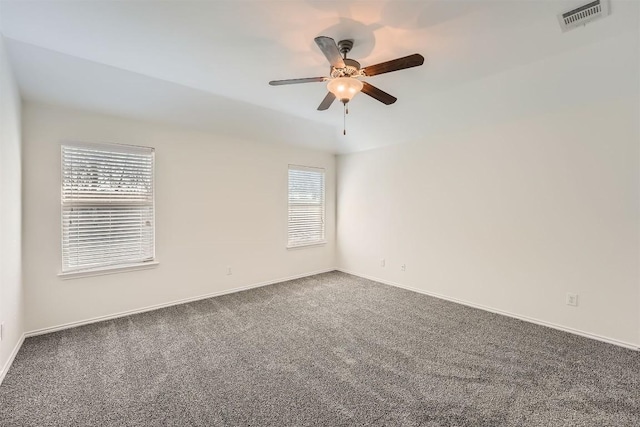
0, 33, 26, 384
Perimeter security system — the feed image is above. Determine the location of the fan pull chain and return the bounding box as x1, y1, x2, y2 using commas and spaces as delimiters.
343, 103, 346, 135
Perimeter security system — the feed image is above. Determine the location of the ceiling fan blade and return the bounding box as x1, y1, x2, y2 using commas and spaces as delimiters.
317, 92, 336, 111
361, 82, 397, 105
314, 36, 346, 69
363, 54, 424, 76
269, 77, 326, 86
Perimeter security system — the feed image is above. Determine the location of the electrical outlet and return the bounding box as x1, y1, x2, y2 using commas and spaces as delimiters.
566, 293, 578, 307
226, 266, 232, 275
401, 264, 406, 271
380, 259, 385, 267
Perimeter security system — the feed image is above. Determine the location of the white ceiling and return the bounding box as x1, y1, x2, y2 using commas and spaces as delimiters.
1, 0, 637, 153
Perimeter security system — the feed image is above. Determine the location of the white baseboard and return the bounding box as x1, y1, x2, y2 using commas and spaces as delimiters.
27, 268, 336, 337
0, 333, 26, 386
337, 269, 640, 351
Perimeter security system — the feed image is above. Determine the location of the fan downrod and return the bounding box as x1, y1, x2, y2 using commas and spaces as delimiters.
337, 39, 354, 58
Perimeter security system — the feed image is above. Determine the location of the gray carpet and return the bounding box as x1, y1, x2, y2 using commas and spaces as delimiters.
0, 271, 638, 426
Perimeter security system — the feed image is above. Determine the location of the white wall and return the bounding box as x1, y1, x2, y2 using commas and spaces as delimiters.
338, 29, 640, 347
0, 35, 24, 376
22, 102, 336, 332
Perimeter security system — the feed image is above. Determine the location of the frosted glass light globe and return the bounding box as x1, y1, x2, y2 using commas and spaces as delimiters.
327, 77, 363, 103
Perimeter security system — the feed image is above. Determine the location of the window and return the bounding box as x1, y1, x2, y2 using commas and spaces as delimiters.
61, 142, 155, 274
288, 165, 325, 248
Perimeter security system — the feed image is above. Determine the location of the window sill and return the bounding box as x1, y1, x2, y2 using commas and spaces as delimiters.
287, 241, 327, 250
58, 261, 159, 280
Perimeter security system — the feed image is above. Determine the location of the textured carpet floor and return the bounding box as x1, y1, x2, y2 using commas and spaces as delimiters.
0, 271, 638, 426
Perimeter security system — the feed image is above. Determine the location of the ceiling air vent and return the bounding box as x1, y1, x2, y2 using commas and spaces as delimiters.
558, 0, 609, 32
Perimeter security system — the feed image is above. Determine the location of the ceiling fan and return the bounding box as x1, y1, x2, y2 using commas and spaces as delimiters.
269, 36, 425, 112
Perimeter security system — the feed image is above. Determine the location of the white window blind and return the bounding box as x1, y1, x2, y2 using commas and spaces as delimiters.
61, 142, 155, 273
288, 165, 325, 248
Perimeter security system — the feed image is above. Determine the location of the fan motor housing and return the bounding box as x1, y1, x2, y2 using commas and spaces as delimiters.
330, 58, 362, 78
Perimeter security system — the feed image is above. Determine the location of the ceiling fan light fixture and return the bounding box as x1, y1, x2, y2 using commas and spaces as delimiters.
327, 77, 363, 103
269, 36, 424, 124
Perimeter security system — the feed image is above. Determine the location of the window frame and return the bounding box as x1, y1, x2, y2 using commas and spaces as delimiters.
59, 141, 157, 278
287, 164, 326, 249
